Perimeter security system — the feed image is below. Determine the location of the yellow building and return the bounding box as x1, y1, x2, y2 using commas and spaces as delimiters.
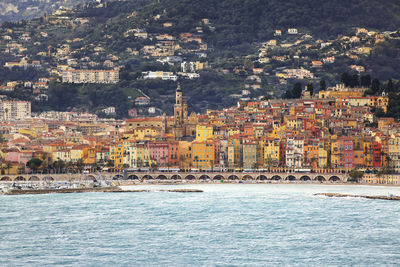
82, 147, 96, 165
195, 124, 214, 142
363, 174, 400, 185
319, 90, 363, 99
123, 141, 137, 167
318, 140, 330, 168
227, 144, 235, 168
191, 141, 215, 170
70, 145, 87, 163
18, 128, 37, 138
363, 139, 373, 167
110, 142, 124, 168
178, 141, 192, 170
388, 135, 400, 173
52, 150, 71, 162
136, 142, 150, 167
330, 139, 340, 168
264, 138, 280, 167
343, 97, 370, 107
369, 96, 389, 112
133, 127, 161, 140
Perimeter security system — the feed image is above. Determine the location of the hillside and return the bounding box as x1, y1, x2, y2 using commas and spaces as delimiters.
141, 0, 400, 46
0, 0, 400, 118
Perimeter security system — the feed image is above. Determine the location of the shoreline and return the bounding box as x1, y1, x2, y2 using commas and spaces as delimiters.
1, 180, 399, 196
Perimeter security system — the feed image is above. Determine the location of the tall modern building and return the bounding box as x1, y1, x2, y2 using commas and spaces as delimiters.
0, 101, 31, 120
61, 69, 119, 84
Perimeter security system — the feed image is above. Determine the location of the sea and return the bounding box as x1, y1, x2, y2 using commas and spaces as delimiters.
1, 184, 400, 266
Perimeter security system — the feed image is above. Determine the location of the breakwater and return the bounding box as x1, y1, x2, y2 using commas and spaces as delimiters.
315, 192, 400, 201
2, 187, 203, 195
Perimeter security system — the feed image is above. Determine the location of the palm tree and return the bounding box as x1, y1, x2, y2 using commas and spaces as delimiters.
5, 162, 12, 175
17, 165, 25, 174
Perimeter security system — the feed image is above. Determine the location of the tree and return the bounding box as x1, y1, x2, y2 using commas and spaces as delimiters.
350, 73, 360, 88
371, 78, 380, 95
106, 159, 114, 167
307, 83, 314, 96
5, 162, 12, 175
341, 72, 352, 87
386, 79, 394, 93
360, 74, 371, 87
27, 158, 43, 173
291, 82, 302, 98
0, 134, 6, 143
374, 107, 386, 118
17, 165, 25, 174
348, 169, 363, 182
76, 159, 84, 173
284, 90, 292, 99
319, 79, 326, 91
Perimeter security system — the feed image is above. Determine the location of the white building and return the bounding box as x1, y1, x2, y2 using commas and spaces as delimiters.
0, 101, 31, 120
102, 107, 116, 116
61, 69, 119, 84
142, 71, 177, 81
286, 137, 304, 168
276, 69, 314, 79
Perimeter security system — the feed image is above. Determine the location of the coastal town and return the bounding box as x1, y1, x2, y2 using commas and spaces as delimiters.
3, 1, 400, 266
0, 2, 399, 186
0, 81, 398, 185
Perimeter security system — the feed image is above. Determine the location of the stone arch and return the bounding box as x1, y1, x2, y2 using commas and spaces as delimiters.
171, 174, 181, 180
15, 176, 26, 181
257, 175, 268, 180
329, 176, 341, 182
228, 175, 239, 180
156, 175, 167, 180
242, 175, 254, 180
113, 174, 123, 180
315, 175, 326, 182
1, 176, 11, 181
29, 176, 40, 181
43, 176, 54, 181
213, 175, 224, 180
272, 175, 282, 180
285, 175, 296, 181
143, 174, 154, 180
184, 175, 196, 180
199, 174, 210, 180
128, 174, 140, 180
300, 175, 311, 181
85, 175, 96, 181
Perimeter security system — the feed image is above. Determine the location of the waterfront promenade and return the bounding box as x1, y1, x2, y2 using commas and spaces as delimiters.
0, 171, 348, 183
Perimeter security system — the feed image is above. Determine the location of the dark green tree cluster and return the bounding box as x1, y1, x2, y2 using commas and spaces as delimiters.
284, 82, 302, 98
141, 0, 400, 48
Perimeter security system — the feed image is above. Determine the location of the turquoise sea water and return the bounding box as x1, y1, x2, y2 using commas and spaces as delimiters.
1, 184, 400, 266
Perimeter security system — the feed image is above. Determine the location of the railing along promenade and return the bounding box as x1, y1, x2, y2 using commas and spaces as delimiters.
0, 171, 348, 183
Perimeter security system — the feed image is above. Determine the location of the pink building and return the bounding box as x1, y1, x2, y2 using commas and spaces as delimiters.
340, 137, 354, 169
4, 149, 32, 172
213, 139, 221, 165
149, 141, 169, 167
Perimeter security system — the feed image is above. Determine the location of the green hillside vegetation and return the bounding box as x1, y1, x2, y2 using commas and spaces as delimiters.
142, 0, 400, 46
1, 0, 400, 118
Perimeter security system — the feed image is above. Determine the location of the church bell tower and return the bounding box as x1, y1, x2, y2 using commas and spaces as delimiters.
173, 83, 187, 139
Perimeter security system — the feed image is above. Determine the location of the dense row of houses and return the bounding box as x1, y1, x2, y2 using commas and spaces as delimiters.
0, 84, 397, 179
